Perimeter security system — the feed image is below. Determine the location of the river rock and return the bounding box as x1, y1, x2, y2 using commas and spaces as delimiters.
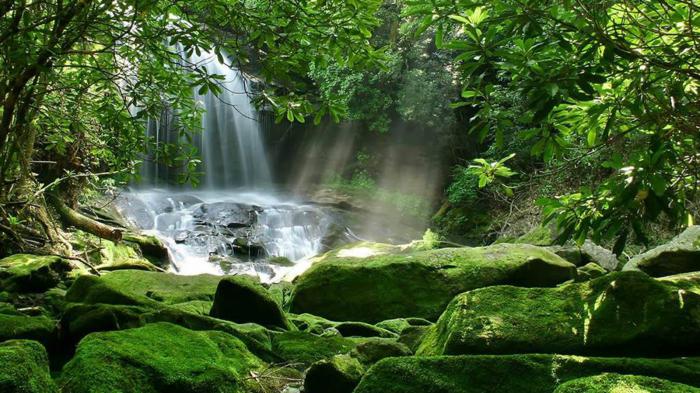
350, 338, 412, 365
418, 271, 700, 356
623, 226, 700, 276
270, 331, 357, 365
304, 354, 365, 393
192, 202, 260, 228
0, 254, 72, 293
551, 240, 620, 271
554, 373, 700, 393
0, 340, 56, 393
58, 322, 264, 393
575, 262, 607, 282
209, 276, 291, 329
353, 354, 700, 393
290, 242, 576, 323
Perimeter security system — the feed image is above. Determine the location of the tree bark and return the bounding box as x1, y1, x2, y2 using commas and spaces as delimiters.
49, 194, 123, 243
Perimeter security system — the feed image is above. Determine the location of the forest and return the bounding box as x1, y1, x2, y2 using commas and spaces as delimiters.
1, 0, 700, 392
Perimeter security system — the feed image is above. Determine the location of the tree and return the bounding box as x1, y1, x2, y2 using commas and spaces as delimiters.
407, 0, 700, 251
0, 0, 382, 254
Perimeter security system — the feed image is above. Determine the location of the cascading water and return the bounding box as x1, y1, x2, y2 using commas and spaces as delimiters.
123, 49, 336, 282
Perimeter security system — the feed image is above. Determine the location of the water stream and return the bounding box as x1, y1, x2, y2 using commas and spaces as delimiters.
124, 49, 335, 282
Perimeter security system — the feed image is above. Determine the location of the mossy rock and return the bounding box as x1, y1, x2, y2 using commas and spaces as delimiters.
270, 331, 357, 366
58, 322, 264, 393
374, 318, 431, 335
623, 226, 700, 276
210, 276, 292, 330
290, 243, 576, 323
0, 314, 55, 345
169, 300, 213, 316
60, 303, 146, 345
554, 373, 700, 393
65, 270, 222, 307
575, 263, 607, 282
0, 340, 56, 393
303, 354, 365, 393
418, 271, 700, 356
550, 241, 620, 271
0, 254, 72, 293
350, 338, 411, 366
335, 322, 397, 338
659, 271, 700, 295
289, 313, 338, 335
354, 354, 700, 393
398, 325, 430, 353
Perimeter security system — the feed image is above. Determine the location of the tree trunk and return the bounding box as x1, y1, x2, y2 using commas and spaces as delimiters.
49, 194, 123, 243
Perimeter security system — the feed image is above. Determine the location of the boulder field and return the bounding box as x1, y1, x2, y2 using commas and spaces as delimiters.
2, 227, 700, 392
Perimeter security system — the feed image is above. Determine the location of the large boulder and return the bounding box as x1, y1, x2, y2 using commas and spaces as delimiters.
554, 373, 700, 393
354, 354, 700, 393
623, 226, 700, 276
550, 240, 620, 271
418, 271, 700, 356
210, 276, 291, 330
0, 340, 56, 393
58, 322, 264, 393
290, 243, 576, 323
65, 270, 222, 307
0, 254, 71, 293
269, 331, 357, 366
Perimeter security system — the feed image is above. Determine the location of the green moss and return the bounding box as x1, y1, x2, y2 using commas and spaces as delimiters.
398, 325, 430, 352
335, 322, 397, 338
210, 276, 292, 330
169, 300, 213, 316
270, 331, 356, 366
289, 313, 338, 335
514, 225, 555, 246
65, 270, 222, 306
350, 338, 411, 366
575, 263, 607, 282
60, 303, 146, 344
418, 271, 700, 356
268, 281, 294, 310
291, 243, 576, 323
354, 354, 700, 393
0, 254, 72, 293
554, 373, 700, 393
58, 322, 264, 393
303, 354, 365, 393
0, 314, 55, 345
375, 318, 431, 335
0, 340, 56, 393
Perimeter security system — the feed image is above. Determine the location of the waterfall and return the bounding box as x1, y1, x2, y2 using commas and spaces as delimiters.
141, 48, 272, 189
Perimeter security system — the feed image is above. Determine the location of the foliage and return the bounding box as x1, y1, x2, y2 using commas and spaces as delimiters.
0, 0, 383, 251
407, 0, 700, 250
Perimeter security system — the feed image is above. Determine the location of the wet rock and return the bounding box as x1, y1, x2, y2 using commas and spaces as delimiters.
192, 202, 260, 228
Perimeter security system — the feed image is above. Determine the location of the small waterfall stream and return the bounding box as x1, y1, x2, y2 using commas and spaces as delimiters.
125, 49, 334, 282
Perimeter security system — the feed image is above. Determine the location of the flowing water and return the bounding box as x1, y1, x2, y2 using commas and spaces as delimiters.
124, 49, 336, 282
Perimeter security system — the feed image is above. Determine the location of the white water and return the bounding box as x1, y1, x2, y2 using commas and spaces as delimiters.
118, 190, 332, 282
129, 49, 333, 281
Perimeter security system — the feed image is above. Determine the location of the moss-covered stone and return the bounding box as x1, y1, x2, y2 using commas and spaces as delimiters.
350, 338, 411, 366
0, 340, 56, 393
418, 271, 700, 356
374, 318, 431, 335
60, 303, 146, 345
0, 254, 71, 293
575, 263, 607, 282
335, 322, 397, 338
289, 313, 338, 335
58, 322, 264, 393
210, 276, 292, 330
398, 325, 430, 353
354, 354, 700, 393
169, 300, 213, 316
0, 314, 55, 345
304, 354, 365, 393
623, 226, 700, 276
290, 243, 576, 323
554, 373, 700, 393
65, 270, 221, 307
270, 331, 357, 365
